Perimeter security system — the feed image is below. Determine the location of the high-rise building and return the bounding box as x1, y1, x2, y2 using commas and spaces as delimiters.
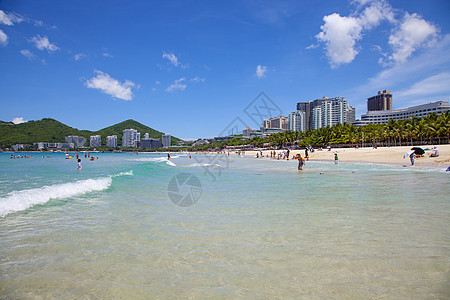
122, 129, 139, 147
106, 135, 118, 148
297, 97, 354, 130
367, 90, 392, 111
346, 106, 356, 124
288, 111, 306, 132
162, 133, 171, 148
65, 136, 87, 148
262, 116, 288, 130
90, 135, 101, 147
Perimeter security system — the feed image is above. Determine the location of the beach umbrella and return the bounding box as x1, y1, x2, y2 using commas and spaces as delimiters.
411, 147, 425, 155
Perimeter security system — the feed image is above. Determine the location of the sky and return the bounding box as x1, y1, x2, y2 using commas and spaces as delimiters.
0, 0, 449, 140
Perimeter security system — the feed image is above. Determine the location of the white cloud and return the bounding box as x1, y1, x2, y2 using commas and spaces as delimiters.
30, 35, 59, 53
313, 0, 394, 67
85, 70, 135, 101
74, 53, 86, 61
358, 0, 394, 29
315, 13, 363, 68
102, 52, 113, 58
0, 29, 7, 46
256, 65, 268, 78
162, 52, 179, 67
396, 72, 450, 98
347, 35, 450, 113
12, 117, 26, 124
162, 52, 188, 69
190, 76, 206, 83
20, 49, 34, 60
0, 10, 22, 26
166, 78, 187, 92
385, 13, 439, 65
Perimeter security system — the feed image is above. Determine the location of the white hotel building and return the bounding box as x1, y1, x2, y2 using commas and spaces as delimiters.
288, 110, 306, 132
122, 129, 140, 147
106, 135, 118, 148
355, 101, 450, 125
90, 135, 101, 147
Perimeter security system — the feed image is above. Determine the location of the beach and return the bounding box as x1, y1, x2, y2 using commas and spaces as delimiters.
1, 151, 449, 298
242, 145, 450, 169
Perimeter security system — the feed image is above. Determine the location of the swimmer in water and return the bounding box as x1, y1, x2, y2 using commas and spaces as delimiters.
75, 159, 82, 171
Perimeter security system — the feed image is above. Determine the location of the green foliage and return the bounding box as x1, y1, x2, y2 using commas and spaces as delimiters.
184, 112, 449, 151
92, 119, 181, 146
0, 118, 181, 148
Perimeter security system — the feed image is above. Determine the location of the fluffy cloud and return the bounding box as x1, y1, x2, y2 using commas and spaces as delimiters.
166, 78, 187, 92
30, 35, 59, 53
85, 70, 135, 101
20, 49, 34, 60
315, 13, 363, 68
12, 117, 26, 124
313, 0, 441, 67
162, 52, 179, 67
386, 13, 439, 64
0, 29, 7, 46
314, 0, 396, 68
256, 65, 268, 78
0, 10, 22, 26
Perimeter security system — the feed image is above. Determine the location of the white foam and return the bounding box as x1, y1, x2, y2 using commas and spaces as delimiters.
0, 171, 133, 217
133, 157, 176, 166
186, 163, 222, 168
166, 160, 176, 167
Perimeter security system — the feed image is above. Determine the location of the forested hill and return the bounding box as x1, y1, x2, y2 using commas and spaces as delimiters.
92, 119, 181, 145
0, 118, 180, 148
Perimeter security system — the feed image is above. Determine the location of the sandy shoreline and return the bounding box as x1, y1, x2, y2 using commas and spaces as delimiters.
238, 145, 450, 169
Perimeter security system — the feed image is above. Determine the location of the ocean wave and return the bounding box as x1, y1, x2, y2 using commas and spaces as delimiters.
186, 163, 222, 168
0, 171, 133, 217
133, 157, 176, 166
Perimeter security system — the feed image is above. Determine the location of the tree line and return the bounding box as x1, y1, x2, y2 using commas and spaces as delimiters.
191, 112, 449, 151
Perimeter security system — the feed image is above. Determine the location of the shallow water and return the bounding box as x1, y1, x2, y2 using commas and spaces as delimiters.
1, 152, 449, 298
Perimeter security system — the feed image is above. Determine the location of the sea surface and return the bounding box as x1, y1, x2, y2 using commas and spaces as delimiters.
0, 152, 449, 298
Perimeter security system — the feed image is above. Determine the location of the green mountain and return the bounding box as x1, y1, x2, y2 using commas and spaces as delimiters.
92, 119, 181, 146
0, 118, 180, 148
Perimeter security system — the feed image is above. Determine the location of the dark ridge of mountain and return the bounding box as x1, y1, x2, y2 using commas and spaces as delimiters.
93, 119, 180, 145
0, 118, 180, 147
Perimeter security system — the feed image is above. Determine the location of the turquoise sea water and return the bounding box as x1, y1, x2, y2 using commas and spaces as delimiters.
0, 152, 449, 298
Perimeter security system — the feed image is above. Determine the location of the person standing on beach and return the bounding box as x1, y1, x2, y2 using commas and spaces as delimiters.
334, 153, 339, 164
409, 152, 415, 166
298, 154, 304, 170
305, 148, 309, 161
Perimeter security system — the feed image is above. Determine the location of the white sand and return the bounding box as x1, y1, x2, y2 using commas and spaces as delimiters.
239, 145, 450, 169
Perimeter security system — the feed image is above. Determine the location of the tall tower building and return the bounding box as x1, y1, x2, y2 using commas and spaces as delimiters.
122, 129, 139, 147
90, 135, 101, 147
106, 135, 118, 148
288, 111, 306, 132
162, 133, 171, 148
367, 90, 392, 111
298, 97, 354, 130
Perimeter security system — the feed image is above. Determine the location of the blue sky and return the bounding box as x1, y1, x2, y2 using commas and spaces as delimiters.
0, 0, 449, 140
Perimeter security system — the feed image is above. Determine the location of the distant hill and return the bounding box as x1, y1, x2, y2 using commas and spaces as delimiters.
92, 119, 181, 145
0, 118, 180, 148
